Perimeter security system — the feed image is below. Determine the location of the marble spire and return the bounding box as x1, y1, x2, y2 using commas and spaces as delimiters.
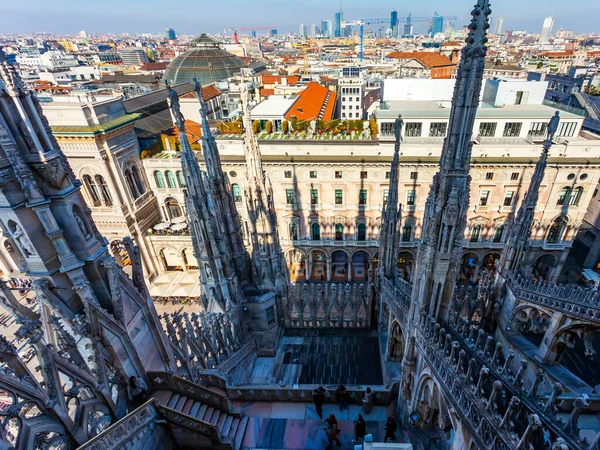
410, 0, 492, 322
239, 79, 288, 294
166, 82, 242, 314
498, 112, 561, 276
379, 115, 404, 280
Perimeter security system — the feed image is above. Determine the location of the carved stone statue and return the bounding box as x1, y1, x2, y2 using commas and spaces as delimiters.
362, 121, 371, 139
394, 114, 404, 142
546, 111, 560, 140
74, 212, 92, 239
205, 263, 213, 281
166, 81, 184, 130
13, 223, 35, 256
309, 120, 317, 136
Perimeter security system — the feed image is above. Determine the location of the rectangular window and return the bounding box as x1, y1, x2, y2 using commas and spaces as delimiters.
383, 190, 389, 208
284, 170, 292, 178
310, 189, 318, 205
381, 122, 394, 136
359, 190, 368, 205
503, 122, 522, 137
360, 171, 368, 179
407, 190, 415, 206
286, 189, 295, 205
503, 191, 514, 207
405, 122, 422, 137
342, 113, 346, 118
493, 225, 505, 243
528, 122, 547, 137
335, 171, 343, 179
486, 172, 494, 180
429, 122, 447, 137
558, 122, 577, 137
479, 122, 497, 137
266, 306, 275, 325
511, 172, 519, 180
479, 190, 490, 206
385, 172, 391, 179
310, 171, 317, 179
410, 172, 418, 180
335, 190, 343, 205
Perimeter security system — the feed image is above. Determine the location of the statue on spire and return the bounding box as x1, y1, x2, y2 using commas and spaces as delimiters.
165, 81, 184, 131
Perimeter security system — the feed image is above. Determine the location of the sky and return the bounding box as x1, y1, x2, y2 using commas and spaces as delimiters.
2, 0, 599, 36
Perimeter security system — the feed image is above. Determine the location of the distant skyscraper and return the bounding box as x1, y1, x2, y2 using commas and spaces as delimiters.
321, 20, 333, 38
251, 30, 257, 38
334, 12, 343, 37
165, 28, 176, 40
270, 29, 278, 37
390, 11, 399, 37
403, 13, 414, 37
310, 24, 319, 37
494, 15, 504, 35
430, 12, 444, 37
79, 30, 88, 38
539, 16, 554, 43
300, 24, 308, 38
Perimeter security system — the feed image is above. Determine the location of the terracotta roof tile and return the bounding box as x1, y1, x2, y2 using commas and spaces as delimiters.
178, 84, 221, 101
386, 51, 455, 68
261, 75, 300, 85
260, 88, 275, 97
285, 82, 336, 122
163, 119, 202, 143
139, 62, 169, 71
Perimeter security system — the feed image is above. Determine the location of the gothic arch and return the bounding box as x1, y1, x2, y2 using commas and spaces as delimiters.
159, 246, 184, 271
387, 320, 404, 361
533, 253, 557, 280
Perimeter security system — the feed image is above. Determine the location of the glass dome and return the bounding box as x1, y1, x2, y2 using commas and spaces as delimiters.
163, 34, 246, 86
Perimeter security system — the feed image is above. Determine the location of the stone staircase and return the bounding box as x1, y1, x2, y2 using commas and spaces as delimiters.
152, 390, 248, 450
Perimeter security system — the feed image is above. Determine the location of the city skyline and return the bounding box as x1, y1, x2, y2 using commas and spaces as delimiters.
3, 0, 600, 35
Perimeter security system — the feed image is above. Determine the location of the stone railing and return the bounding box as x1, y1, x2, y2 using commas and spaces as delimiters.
227, 384, 393, 405
148, 372, 232, 413
380, 275, 412, 327
423, 311, 595, 449
508, 273, 600, 323
153, 402, 220, 443
77, 400, 161, 450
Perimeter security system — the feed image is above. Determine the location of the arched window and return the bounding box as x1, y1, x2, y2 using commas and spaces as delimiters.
83, 175, 101, 206
470, 225, 482, 242
165, 170, 177, 189
569, 187, 583, 206
335, 223, 344, 241
493, 225, 505, 243
311, 223, 321, 241
402, 224, 412, 242
176, 170, 186, 188
95, 175, 112, 206
124, 169, 140, 199
547, 216, 568, 243
289, 222, 298, 240
232, 184, 242, 202
557, 187, 571, 206
154, 170, 166, 188
357, 223, 367, 241
131, 165, 146, 195
165, 197, 183, 219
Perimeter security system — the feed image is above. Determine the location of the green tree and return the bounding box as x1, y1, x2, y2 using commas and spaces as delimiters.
282, 120, 289, 134
265, 120, 273, 134
252, 120, 261, 134
369, 119, 378, 138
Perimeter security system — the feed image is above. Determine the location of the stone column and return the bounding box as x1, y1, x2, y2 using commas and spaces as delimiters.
326, 257, 332, 281
536, 311, 565, 364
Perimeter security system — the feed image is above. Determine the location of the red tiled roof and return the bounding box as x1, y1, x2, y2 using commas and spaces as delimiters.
179, 84, 222, 101
441, 41, 462, 47
285, 82, 337, 122
539, 50, 574, 57
386, 51, 455, 68
261, 75, 300, 85
139, 62, 169, 71
163, 119, 202, 143
260, 88, 275, 97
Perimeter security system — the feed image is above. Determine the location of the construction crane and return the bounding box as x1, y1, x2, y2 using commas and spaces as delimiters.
224, 26, 276, 43
346, 14, 458, 62
223, 28, 239, 44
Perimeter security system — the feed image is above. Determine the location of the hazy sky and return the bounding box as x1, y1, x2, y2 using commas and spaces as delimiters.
3, 0, 599, 35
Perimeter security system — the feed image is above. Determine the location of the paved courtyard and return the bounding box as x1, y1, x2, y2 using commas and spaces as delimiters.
236, 401, 448, 450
